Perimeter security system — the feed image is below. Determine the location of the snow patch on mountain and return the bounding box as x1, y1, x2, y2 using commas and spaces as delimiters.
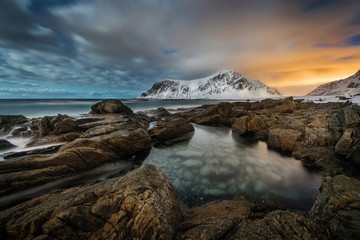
307, 70, 360, 96
139, 69, 282, 99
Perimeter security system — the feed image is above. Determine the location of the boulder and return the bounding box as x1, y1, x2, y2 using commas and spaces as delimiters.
0, 139, 15, 151
91, 99, 133, 114
191, 102, 232, 125
267, 128, 302, 152
247, 116, 266, 132
232, 116, 249, 135
274, 97, 296, 113
149, 117, 194, 145
0, 115, 27, 136
304, 127, 332, 147
177, 200, 254, 240
31, 114, 80, 136
0, 165, 182, 240
310, 175, 360, 239
229, 210, 323, 240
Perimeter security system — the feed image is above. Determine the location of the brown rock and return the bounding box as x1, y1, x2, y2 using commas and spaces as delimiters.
90, 99, 133, 114
0, 165, 182, 240
177, 200, 254, 240
310, 175, 360, 240
247, 116, 266, 132
268, 128, 302, 152
230, 210, 323, 240
274, 97, 296, 113
232, 116, 249, 135
149, 117, 194, 145
191, 102, 232, 125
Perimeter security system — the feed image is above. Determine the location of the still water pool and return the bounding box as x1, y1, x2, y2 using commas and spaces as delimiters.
144, 124, 321, 210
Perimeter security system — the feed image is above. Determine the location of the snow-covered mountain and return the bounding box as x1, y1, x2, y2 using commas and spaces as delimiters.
307, 70, 360, 96
139, 69, 282, 99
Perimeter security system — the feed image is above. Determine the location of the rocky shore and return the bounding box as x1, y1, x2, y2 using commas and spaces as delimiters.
0, 98, 360, 239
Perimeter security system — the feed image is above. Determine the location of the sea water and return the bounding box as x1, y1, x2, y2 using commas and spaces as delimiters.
144, 124, 321, 210
0, 99, 321, 210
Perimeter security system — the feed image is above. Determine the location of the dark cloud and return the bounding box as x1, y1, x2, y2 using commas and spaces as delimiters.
1, 0, 360, 98
345, 34, 360, 46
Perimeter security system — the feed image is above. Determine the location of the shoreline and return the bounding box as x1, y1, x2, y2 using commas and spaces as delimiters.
0, 98, 360, 239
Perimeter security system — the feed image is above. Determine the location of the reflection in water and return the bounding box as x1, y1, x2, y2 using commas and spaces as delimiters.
144, 124, 321, 210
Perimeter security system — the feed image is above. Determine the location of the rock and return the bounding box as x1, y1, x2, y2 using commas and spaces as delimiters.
54, 118, 79, 134
31, 114, 80, 136
90, 99, 133, 114
230, 210, 323, 240
304, 127, 332, 147
310, 175, 360, 239
177, 200, 254, 240
267, 128, 302, 152
191, 102, 232, 126
337, 106, 360, 128
274, 97, 296, 113
149, 117, 194, 145
0, 115, 152, 196
0, 139, 15, 151
232, 116, 249, 135
247, 116, 266, 133
332, 106, 360, 166
0, 165, 182, 240
0, 115, 27, 136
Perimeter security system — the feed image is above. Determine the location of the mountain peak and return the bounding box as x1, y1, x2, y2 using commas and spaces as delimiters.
139, 69, 281, 99
307, 69, 360, 96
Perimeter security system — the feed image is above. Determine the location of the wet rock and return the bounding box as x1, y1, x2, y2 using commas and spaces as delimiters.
232, 116, 249, 135
268, 128, 302, 152
274, 97, 296, 113
0, 165, 182, 240
304, 127, 332, 147
247, 116, 266, 133
230, 210, 323, 240
310, 175, 360, 239
31, 114, 80, 136
0, 115, 27, 136
0, 114, 152, 196
332, 106, 360, 166
177, 200, 254, 240
149, 117, 194, 145
0, 139, 15, 151
191, 102, 232, 125
90, 99, 133, 114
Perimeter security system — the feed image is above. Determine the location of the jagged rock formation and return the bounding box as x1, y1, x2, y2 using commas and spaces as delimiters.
140, 69, 282, 99
0, 165, 182, 240
307, 70, 360, 96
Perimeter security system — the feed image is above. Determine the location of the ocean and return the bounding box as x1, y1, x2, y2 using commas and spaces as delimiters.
0, 99, 236, 118
0, 99, 321, 210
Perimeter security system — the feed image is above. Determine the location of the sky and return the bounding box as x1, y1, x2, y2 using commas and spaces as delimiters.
0, 0, 360, 98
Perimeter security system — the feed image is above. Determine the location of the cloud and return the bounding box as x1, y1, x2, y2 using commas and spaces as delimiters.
0, 0, 360, 98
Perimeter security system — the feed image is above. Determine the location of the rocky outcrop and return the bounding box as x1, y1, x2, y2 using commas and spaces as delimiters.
0, 165, 182, 240
332, 106, 360, 166
0, 139, 15, 151
0, 113, 152, 196
177, 200, 254, 240
0, 115, 27, 136
149, 117, 194, 145
230, 210, 323, 240
310, 175, 360, 239
268, 128, 302, 152
90, 99, 133, 114
31, 114, 80, 136
191, 102, 232, 125
231, 116, 248, 135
